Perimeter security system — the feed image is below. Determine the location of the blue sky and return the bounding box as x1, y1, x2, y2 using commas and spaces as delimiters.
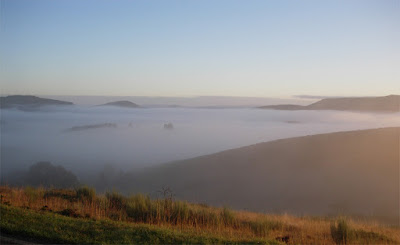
1, 0, 399, 97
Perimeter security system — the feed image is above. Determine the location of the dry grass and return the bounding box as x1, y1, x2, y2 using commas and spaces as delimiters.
1, 185, 398, 244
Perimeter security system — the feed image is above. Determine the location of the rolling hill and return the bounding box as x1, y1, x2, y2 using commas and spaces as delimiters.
98, 100, 139, 108
120, 127, 400, 224
0, 95, 73, 109
260, 95, 400, 112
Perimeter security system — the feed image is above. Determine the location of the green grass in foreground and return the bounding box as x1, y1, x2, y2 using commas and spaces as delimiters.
0, 204, 279, 244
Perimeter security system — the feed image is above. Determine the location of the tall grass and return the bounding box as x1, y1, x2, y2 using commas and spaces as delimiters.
24, 186, 43, 205
246, 219, 284, 237
0, 186, 282, 236
1, 185, 399, 245
76, 186, 96, 202
1, 204, 274, 244
330, 218, 395, 245
331, 218, 350, 244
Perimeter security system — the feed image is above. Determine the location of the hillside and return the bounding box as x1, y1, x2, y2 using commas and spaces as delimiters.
98, 100, 139, 108
0, 95, 73, 109
260, 95, 400, 112
120, 127, 400, 225
1, 186, 399, 244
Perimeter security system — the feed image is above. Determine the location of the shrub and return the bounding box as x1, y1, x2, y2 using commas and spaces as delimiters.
76, 186, 96, 202
221, 206, 236, 226
171, 200, 189, 224
126, 194, 152, 222
25, 162, 79, 188
106, 191, 126, 210
331, 218, 351, 244
97, 196, 109, 210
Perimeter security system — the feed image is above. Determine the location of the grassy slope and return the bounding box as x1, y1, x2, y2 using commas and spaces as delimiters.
120, 127, 399, 224
1, 186, 399, 244
0, 204, 276, 245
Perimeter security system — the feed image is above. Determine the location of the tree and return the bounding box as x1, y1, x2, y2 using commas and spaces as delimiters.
25, 161, 79, 188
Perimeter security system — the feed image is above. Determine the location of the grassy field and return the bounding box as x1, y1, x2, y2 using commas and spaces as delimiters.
0, 185, 399, 244
1, 204, 275, 244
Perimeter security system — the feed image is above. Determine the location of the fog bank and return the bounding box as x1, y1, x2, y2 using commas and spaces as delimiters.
1, 106, 400, 177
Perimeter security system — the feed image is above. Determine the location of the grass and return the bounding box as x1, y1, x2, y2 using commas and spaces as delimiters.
76, 186, 96, 203
330, 218, 396, 245
0, 204, 275, 244
1, 185, 399, 244
331, 218, 350, 244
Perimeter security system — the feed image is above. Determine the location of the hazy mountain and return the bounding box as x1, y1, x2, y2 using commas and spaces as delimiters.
260, 95, 400, 112
0, 95, 73, 109
258, 104, 305, 110
46, 95, 309, 107
120, 127, 399, 224
98, 101, 139, 108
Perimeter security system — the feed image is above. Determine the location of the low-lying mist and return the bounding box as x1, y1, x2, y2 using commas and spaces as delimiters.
1, 106, 400, 178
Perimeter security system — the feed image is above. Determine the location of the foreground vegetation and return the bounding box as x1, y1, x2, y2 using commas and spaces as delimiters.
1, 205, 273, 244
0, 186, 399, 244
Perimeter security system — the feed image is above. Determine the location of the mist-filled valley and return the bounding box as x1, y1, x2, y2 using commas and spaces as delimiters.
2, 1, 400, 243
2, 106, 399, 174
1, 105, 400, 224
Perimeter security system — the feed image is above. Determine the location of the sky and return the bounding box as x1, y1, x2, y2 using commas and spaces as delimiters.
1, 0, 399, 98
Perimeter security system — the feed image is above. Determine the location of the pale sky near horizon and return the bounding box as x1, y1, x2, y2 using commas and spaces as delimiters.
1, 0, 399, 98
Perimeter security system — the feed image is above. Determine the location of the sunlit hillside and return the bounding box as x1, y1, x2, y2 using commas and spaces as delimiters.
1, 186, 399, 245
117, 127, 400, 225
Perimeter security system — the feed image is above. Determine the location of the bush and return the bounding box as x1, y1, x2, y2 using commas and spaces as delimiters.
106, 191, 126, 210
331, 218, 351, 244
25, 162, 79, 188
76, 186, 96, 202
126, 194, 152, 222
171, 200, 189, 224
221, 206, 236, 226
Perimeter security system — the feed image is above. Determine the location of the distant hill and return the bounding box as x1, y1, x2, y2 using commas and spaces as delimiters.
65, 123, 117, 132
258, 104, 305, 110
0, 95, 73, 109
260, 95, 400, 112
98, 101, 139, 108
120, 127, 400, 224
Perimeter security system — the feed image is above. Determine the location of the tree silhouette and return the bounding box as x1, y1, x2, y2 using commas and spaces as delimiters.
25, 161, 79, 188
